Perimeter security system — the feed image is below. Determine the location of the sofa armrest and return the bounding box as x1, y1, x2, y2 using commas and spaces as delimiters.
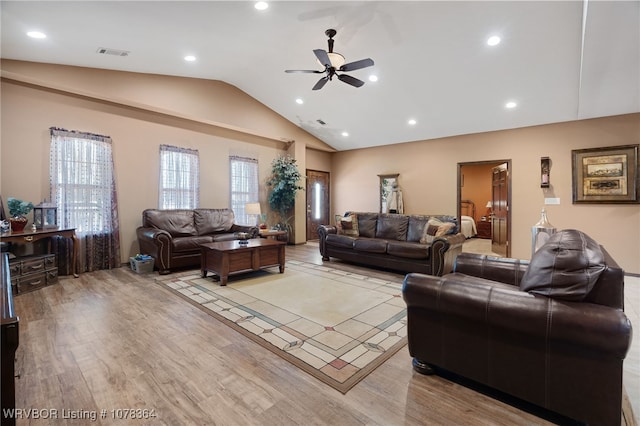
402, 272, 632, 359
318, 224, 337, 259
230, 224, 260, 238
136, 227, 172, 274
430, 232, 466, 276
454, 253, 528, 287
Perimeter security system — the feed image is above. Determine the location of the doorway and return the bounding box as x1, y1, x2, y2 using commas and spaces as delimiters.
457, 160, 511, 257
306, 169, 330, 241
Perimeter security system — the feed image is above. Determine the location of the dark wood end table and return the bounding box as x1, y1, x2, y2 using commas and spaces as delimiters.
200, 238, 286, 286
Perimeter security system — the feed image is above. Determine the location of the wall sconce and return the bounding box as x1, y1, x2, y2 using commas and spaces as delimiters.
541, 157, 550, 188
33, 202, 58, 229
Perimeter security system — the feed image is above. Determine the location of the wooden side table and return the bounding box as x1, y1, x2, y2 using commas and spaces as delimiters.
476, 220, 492, 239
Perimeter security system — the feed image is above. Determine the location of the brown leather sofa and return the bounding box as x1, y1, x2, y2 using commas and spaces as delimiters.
318, 212, 465, 276
402, 230, 632, 425
136, 208, 258, 274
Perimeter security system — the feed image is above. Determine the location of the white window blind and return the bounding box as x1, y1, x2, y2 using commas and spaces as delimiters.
159, 145, 200, 209
230, 156, 259, 225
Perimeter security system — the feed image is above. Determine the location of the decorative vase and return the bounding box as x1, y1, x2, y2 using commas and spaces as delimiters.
531, 208, 556, 256
10, 217, 28, 232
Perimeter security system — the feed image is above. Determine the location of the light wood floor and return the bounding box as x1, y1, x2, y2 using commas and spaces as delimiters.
10, 241, 638, 425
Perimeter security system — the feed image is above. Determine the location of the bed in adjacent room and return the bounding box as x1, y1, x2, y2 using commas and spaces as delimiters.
460, 200, 477, 238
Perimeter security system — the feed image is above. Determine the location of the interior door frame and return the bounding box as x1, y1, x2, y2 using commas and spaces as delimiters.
457, 159, 512, 257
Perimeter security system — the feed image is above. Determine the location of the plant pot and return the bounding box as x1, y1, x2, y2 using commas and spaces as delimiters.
10, 217, 28, 232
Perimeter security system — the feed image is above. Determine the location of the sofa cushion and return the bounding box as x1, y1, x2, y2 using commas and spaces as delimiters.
326, 233, 356, 249
407, 215, 430, 242
145, 209, 196, 237
212, 233, 239, 242
172, 235, 214, 252
376, 214, 409, 241
355, 213, 378, 238
387, 241, 429, 259
194, 209, 234, 235
354, 238, 388, 254
336, 213, 359, 237
520, 229, 606, 301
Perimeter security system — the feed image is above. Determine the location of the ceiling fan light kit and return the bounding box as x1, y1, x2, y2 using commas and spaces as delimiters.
285, 29, 374, 91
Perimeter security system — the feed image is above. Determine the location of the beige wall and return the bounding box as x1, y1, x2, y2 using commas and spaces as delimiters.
2, 60, 639, 274
331, 114, 640, 273
1, 61, 332, 262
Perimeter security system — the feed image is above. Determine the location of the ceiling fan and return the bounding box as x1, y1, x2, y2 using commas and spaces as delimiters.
285, 29, 375, 91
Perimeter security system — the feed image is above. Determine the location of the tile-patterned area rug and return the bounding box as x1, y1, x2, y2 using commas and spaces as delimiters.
155, 260, 407, 394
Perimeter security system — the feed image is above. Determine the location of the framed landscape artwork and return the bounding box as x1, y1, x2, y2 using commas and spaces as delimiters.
572, 144, 639, 204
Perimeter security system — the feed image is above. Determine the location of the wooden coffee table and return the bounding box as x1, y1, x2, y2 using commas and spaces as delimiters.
200, 238, 286, 286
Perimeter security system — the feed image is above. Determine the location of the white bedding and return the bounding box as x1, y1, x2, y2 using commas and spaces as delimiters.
461, 215, 477, 238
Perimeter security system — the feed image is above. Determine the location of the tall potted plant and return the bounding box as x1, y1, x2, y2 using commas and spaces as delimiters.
7, 197, 34, 232
266, 155, 304, 239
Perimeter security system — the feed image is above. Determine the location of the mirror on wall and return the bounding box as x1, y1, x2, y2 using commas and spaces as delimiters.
378, 174, 399, 213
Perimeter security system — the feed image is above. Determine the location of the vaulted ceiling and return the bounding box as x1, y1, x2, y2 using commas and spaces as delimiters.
2, 1, 638, 151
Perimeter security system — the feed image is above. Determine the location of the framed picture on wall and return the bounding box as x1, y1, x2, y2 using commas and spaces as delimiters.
572, 144, 639, 204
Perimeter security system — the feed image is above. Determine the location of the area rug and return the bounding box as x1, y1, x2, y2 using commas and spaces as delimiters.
155, 260, 407, 393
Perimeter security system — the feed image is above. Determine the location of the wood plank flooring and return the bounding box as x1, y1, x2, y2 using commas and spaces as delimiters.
9, 241, 638, 425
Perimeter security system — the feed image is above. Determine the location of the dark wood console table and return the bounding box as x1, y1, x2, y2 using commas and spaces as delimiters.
1, 228, 79, 277
1, 253, 19, 426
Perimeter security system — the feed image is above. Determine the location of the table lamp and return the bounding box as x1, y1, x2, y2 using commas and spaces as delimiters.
245, 202, 262, 226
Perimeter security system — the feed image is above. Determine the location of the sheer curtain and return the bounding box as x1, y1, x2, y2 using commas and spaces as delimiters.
49, 128, 121, 273
229, 156, 259, 225
159, 145, 200, 209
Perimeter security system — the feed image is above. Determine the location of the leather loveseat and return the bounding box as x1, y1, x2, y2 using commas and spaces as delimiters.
318, 212, 465, 276
402, 229, 632, 425
136, 208, 258, 274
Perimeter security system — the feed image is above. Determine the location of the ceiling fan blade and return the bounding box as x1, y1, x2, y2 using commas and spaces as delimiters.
285, 69, 324, 74
313, 49, 331, 68
339, 58, 374, 72
337, 73, 365, 88
312, 76, 329, 91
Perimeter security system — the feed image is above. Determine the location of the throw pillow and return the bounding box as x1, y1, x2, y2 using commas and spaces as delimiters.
419, 219, 456, 244
336, 213, 359, 237
520, 229, 606, 301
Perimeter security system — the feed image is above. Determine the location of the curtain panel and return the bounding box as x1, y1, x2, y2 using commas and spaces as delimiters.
229, 155, 259, 225
159, 144, 200, 209
49, 127, 121, 273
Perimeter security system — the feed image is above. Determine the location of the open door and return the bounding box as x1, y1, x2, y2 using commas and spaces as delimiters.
306, 169, 330, 241
457, 160, 511, 257
491, 163, 510, 257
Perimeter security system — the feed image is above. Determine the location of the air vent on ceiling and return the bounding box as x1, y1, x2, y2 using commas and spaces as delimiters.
316, 119, 326, 125
96, 47, 130, 57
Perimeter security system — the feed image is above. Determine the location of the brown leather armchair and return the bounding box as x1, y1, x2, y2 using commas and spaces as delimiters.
402, 230, 632, 425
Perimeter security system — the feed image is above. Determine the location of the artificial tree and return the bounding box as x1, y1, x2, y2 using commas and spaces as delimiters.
266, 155, 304, 237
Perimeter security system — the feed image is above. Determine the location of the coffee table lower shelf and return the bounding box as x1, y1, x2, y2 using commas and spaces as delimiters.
200, 239, 286, 286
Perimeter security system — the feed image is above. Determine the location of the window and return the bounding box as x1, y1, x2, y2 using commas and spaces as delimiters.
159, 145, 199, 209
230, 156, 259, 225
49, 127, 121, 272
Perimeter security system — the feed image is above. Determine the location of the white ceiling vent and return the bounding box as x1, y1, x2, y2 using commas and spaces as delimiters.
96, 47, 130, 57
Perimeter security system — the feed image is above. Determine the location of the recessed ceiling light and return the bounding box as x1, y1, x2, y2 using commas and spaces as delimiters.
368, 75, 378, 82
255, 2, 268, 10
27, 31, 46, 39
408, 119, 417, 126
184, 55, 196, 62
487, 35, 501, 46
295, 98, 304, 104
505, 101, 517, 109
342, 131, 349, 137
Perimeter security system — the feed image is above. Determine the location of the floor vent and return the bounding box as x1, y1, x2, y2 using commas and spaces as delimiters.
96, 47, 130, 57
